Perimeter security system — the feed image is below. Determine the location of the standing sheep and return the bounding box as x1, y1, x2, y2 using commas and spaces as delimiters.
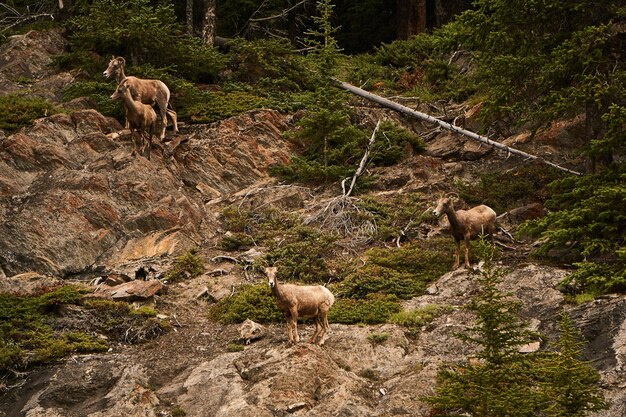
432, 195, 497, 269
266, 266, 335, 345
111, 80, 158, 159
103, 56, 178, 140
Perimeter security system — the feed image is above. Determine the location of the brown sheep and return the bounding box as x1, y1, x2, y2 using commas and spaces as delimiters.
103, 56, 178, 140
266, 266, 335, 345
433, 196, 496, 269
111, 80, 158, 159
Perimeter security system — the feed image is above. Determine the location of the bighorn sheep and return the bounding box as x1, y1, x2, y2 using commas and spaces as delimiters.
432, 195, 497, 269
111, 80, 157, 159
266, 266, 335, 345
103, 56, 178, 140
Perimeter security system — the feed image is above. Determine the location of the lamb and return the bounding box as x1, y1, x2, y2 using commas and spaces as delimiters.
103, 56, 178, 140
432, 195, 497, 269
110, 80, 158, 159
266, 266, 335, 345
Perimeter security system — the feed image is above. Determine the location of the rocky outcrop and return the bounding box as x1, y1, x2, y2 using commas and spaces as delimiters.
0, 108, 293, 278
7, 265, 625, 417
0, 29, 73, 101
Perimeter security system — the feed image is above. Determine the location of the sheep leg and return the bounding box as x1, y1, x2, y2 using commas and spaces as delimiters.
309, 317, 322, 344
167, 108, 178, 133
317, 312, 330, 345
453, 239, 461, 269
158, 101, 168, 140
143, 130, 152, 160
130, 130, 140, 156
464, 236, 471, 269
289, 307, 300, 343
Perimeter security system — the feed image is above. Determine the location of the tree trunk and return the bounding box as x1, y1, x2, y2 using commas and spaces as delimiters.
201, 0, 216, 46
396, 0, 427, 39
186, 0, 194, 35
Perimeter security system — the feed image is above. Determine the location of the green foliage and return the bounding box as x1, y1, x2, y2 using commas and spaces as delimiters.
370, 121, 425, 166
67, 0, 180, 66
265, 226, 337, 284
424, 240, 606, 416
389, 304, 452, 329
185, 91, 269, 124
164, 250, 204, 283
0, 286, 106, 372
458, 163, 565, 214
335, 240, 451, 300
219, 233, 255, 251
367, 331, 389, 344
0, 94, 59, 132
328, 294, 401, 324
81, 298, 169, 343
209, 284, 282, 324
62, 80, 124, 120
226, 343, 246, 352
355, 193, 430, 242
219, 205, 298, 249
520, 167, 626, 293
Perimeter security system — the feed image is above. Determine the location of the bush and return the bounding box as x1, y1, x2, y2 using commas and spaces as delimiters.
458, 163, 564, 214
336, 240, 451, 300
328, 294, 401, 324
367, 331, 389, 344
0, 94, 59, 132
519, 165, 626, 294
0, 286, 106, 371
164, 250, 204, 283
389, 304, 452, 329
265, 226, 337, 284
62, 80, 124, 120
424, 240, 607, 416
209, 284, 282, 324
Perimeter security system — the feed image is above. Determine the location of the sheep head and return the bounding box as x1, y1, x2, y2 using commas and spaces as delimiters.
103, 56, 125, 78
110, 80, 130, 100
433, 197, 453, 217
265, 266, 278, 288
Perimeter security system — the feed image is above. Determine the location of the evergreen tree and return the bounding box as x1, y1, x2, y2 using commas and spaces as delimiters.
424, 239, 607, 416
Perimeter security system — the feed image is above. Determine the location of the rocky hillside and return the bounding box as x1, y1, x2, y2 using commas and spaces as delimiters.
0, 30, 625, 417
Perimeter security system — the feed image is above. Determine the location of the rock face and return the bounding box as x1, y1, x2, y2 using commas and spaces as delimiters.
0, 108, 293, 278
0, 29, 72, 101
6, 266, 625, 417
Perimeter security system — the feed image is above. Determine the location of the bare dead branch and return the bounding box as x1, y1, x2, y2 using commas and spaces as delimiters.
334, 79, 583, 176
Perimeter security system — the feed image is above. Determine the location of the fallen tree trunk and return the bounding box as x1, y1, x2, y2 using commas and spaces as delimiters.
334, 79, 582, 176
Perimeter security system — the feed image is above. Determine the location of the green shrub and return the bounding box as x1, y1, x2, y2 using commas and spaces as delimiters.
62, 80, 124, 120
209, 284, 282, 324
328, 294, 401, 324
0, 286, 104, 371
458, 164, 564, 214
355, 193, 431, 243
370, 121, 425, 166
185, 91, 269, 124
424, 241, 607, 416
367, 331, 389, 344
164, 250, 204, 283
226, 343, 246, 352
219, 233, 255, 251
520, 165, 626, 294
0, 94, 59, 132
265, 226, 337, 284
336, 240, 451, 300
389, 304, 452, 328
